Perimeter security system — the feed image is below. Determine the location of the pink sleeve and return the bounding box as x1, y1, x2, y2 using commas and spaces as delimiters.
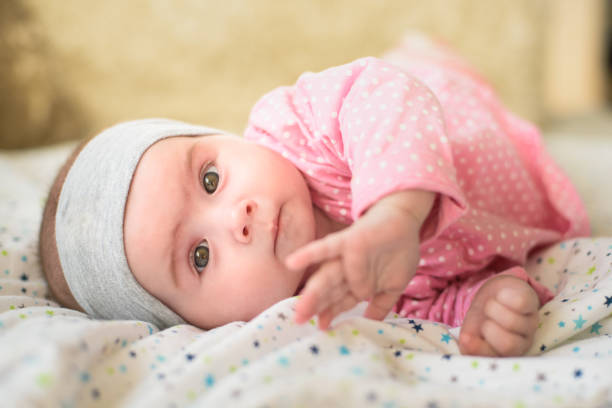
245, 57, 468, 240
339, 58, 467, 239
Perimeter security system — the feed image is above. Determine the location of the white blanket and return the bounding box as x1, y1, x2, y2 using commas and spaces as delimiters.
1, 144, 611, 407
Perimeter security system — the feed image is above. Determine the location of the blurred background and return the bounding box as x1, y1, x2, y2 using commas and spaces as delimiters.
0, 0, 610, 149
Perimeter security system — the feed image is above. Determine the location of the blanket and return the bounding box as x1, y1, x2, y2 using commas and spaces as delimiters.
1, 144, 611, 407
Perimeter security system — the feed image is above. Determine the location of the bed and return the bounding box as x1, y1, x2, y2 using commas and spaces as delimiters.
1, 121, 611, 407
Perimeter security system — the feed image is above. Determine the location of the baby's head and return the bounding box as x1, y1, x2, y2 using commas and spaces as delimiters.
40, 119, 315, 329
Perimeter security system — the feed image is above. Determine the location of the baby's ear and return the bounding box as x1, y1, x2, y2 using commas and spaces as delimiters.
39, 140, 89, 312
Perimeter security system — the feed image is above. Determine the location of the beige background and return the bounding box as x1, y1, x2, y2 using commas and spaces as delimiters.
0, 0, 607, 149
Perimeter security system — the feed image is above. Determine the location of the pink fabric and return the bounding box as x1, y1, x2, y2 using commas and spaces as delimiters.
244, 46, 589, 327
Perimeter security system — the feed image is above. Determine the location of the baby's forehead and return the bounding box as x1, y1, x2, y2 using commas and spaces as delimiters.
125, 134, 209, 219
140, 133, 229, 155
125, 132, 242, 215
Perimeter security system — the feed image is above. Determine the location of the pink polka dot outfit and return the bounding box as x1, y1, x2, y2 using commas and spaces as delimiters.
244, 52, 589, 327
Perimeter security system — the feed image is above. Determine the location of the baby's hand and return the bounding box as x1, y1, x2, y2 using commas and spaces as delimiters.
286, 190, 434, 329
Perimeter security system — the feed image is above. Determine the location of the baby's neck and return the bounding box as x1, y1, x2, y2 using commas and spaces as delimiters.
313, 206, 348, 240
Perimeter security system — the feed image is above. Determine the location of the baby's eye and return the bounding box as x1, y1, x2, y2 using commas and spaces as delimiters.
193, 241, 209, 273
202, 164, 220, 194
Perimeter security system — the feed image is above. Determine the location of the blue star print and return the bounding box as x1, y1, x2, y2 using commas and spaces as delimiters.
573, 315, 587, 330
604, 296, 612, 307
204, 374, 215, 387
590, 322, 603, 335
441, 334, 451, 344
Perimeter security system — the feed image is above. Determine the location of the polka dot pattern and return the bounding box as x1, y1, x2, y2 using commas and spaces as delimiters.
245, 56, 590, 326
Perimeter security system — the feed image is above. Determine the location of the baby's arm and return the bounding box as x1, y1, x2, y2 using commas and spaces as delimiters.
286, 189, 434, 329
246, 57, 467, 326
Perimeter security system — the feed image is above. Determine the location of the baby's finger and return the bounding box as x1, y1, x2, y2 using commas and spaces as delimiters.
363, 291, 402, 321
458, 308, 498, 357
459, 331, 497, 357
285, 232, 344, 271
317, 293, 360, 330
325, 282, 350, 309
484, 298, 538, 336
307, 280, 349, 322
294, 260, 343, 324
341, 239, 373, 301
497, 287, 540, 314
481, 319, 531, 356
317, 308, 335, 331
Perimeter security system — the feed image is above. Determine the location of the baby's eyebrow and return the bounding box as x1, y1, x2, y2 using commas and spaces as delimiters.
168, 141, 198, 287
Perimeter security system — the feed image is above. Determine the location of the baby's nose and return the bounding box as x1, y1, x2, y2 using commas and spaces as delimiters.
231, 199, 257, 244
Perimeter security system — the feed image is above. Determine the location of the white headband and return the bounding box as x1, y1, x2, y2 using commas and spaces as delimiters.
56, 118, 226, 328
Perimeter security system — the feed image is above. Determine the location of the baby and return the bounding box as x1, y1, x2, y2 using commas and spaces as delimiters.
39, 40, 589, 357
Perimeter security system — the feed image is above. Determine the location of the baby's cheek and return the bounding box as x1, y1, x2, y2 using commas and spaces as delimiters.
236, 274, 293, 310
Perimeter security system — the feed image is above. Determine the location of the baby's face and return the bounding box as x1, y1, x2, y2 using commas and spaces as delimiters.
124, 135, 316, 328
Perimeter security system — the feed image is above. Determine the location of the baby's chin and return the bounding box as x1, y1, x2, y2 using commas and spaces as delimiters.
275, 198, 316, 261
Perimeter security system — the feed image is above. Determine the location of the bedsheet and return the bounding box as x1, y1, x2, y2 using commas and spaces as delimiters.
1, 144, 611, 407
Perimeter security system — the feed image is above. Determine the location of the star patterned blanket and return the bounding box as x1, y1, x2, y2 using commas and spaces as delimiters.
1, 144, 611, 408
